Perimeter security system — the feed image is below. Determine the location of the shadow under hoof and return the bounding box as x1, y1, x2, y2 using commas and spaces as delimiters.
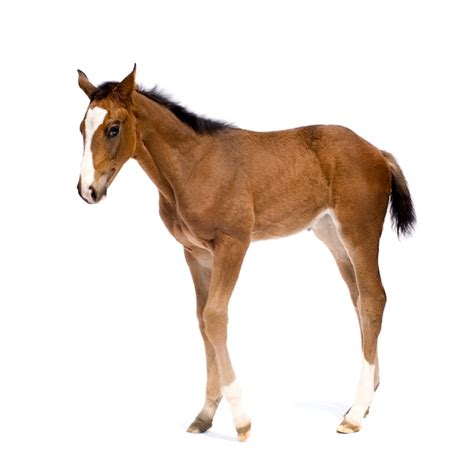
187, 417, 213, 434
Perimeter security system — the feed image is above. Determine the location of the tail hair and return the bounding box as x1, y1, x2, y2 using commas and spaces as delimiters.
382, 151, 416, 237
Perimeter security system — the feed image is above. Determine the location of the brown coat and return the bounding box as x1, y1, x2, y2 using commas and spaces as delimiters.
77, 67, 415, 440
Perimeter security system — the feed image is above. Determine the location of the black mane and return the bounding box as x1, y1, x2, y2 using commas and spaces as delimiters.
90, 82, 233, 134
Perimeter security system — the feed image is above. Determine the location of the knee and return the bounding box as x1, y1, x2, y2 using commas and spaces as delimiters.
375, 288, 387, 310
202, 304, 228, 345
359, 286, 386, 311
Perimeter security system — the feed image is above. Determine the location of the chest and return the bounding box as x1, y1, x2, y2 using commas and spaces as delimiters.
158, 195, 214, 252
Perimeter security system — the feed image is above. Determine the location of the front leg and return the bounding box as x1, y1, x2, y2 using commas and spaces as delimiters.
184, 248, 222, 434
202, 233, 252, 441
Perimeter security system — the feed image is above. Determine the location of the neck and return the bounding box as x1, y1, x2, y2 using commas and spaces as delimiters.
131, 92, 202, 203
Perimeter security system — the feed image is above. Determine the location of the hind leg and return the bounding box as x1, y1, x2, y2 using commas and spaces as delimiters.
313, 214, 380, 396
333, 221, 386, 433
313, 213, 359, 310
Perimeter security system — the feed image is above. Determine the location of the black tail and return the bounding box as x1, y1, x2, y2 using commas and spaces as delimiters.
382, 151, 416, 237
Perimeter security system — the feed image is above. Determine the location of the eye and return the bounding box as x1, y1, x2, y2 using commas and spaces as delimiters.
107, 124, 120, 138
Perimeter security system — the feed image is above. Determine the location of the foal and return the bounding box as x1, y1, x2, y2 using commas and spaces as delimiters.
77, 66, 415, 440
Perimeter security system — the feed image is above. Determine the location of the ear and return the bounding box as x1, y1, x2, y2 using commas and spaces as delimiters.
116, 64, 137, 101
77, 70, 97, 99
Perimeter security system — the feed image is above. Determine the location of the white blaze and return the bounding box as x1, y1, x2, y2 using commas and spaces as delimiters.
80, 106, 107, 200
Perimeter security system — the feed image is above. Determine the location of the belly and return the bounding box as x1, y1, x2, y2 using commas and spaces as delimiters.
251, 204, 325, 241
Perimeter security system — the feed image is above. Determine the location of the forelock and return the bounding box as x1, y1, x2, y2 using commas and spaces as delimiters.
89, 82, 120, 101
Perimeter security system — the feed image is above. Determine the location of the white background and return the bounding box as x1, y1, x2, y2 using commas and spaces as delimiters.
1, 1, 473, 472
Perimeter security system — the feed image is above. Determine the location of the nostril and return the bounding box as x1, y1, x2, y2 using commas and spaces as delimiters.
89, 185, 97, 201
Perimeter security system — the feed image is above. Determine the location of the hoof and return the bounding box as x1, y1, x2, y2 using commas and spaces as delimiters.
187, 416, 212, 434
236, 423, 251, 442
336, 418, 361, 434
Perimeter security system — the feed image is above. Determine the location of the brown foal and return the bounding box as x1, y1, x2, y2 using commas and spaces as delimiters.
77, 66, 415, 441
